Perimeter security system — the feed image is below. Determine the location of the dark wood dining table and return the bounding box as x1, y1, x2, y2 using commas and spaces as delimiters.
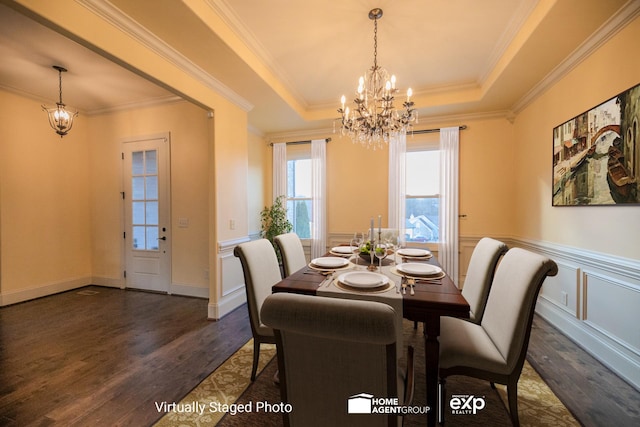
272, 253, 470, 427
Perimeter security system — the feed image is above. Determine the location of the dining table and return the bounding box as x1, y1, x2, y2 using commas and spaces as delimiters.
271, 248, 470, 427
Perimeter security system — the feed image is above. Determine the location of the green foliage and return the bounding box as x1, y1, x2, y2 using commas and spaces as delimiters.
260, 195, 293, 261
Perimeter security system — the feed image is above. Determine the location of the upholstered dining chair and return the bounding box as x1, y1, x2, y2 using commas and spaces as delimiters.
462, 237, 508, 323
261, 292, 414, 427
233, 239, 281, 381
274, 232, 307, 277
438, 248, 558, 427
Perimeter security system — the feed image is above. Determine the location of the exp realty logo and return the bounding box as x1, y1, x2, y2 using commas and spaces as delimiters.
347, 393, 429, 415
449, 394, 486, 415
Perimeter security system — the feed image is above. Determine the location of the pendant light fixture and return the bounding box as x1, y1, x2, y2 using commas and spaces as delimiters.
42, 65, 78, 137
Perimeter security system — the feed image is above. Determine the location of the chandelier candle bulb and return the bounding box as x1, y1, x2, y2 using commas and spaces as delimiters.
407, 88, 412, 102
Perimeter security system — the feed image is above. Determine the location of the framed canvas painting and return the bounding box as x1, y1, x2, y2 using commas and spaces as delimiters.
552, 82, 640, 206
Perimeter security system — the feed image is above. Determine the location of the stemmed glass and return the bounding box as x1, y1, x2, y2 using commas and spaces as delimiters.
374, 243, 387, 272
351, 232, 364, 269
385, 235, 398, 265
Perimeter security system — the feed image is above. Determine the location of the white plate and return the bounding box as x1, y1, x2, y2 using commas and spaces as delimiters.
311, 257, 349, 269
397, 248, 431, 257
338, 272, 389, 288
331, 246, 354, 254
396, 263, 442, 277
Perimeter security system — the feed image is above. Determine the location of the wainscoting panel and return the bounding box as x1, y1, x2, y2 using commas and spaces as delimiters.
209, 237, 249, 320
513, 237, 640, 391
539, 260, 580, 318
583, 270, 640, 355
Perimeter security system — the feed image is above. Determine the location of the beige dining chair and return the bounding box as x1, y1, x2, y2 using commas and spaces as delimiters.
261, 292, 414, 427
462, 237, 508, 323
274, 232, 307, 277
233, 239, 281, 381
438, 248, 558, 427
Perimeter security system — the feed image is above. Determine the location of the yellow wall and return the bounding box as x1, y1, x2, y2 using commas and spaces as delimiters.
247, 131, 269, 235
0, 90, 92, 292
513, 15, 640, 259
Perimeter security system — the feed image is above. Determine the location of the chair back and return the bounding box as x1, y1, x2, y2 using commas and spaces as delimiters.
274, 232, 307, 277
481, 248, 558, 373
261, 292, 400, 427
234, 239, 282, 338
462, 237, 508, 322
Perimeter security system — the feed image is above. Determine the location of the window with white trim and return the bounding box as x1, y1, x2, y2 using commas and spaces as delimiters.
286, 146, 312, 239
405, 148, 440, 243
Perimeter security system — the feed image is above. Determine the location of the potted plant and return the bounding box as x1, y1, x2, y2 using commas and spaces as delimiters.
260, 195, 293, 262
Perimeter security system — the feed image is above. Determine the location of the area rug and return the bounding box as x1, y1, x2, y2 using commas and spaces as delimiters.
154, 339, 276, 427
157, 320, 579, 426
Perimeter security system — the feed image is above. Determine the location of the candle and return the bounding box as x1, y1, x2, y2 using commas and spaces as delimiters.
378, 215, 382, 235
407, 88, 413, 102
391, 75, 396, 89
370, 218, 374, 243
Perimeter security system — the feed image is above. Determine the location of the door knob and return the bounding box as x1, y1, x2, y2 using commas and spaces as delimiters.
158, 236, 167, 241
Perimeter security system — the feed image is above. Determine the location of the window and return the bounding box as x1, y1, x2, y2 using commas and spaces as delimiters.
286, 158, 312, 239
405, 149, 440, 243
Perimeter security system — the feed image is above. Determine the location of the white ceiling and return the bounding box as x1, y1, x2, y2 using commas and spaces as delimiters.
0, 0, 635, 135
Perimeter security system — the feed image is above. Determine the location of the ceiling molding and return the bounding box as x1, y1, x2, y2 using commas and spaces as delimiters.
78, 0, 254, 112
85, 95, 186, 116
207, 0, 308, 108
511, 0, 640, 115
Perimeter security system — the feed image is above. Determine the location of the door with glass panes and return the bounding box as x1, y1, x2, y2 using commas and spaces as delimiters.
122, 134, 171, 292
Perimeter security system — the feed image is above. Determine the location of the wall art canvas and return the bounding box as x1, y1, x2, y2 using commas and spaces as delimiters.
553, 82, 640, 206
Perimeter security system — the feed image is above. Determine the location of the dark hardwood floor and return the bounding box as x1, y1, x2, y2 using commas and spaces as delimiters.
0, 286, 638, 426
0, 286, 251, 426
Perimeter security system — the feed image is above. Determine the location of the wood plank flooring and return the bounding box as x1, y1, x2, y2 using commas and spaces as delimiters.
0, 286, 251, 426
1, 286, 638, 426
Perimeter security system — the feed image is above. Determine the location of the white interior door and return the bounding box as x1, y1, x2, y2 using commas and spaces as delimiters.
123, 134, 171, 292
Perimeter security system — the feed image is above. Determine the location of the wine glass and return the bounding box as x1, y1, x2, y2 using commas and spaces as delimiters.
385, 235, 398, 265
374, 243, 387, 272
351, 232, 364, 268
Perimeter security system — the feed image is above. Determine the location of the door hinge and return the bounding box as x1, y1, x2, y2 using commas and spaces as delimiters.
124, 270, 127, 278
123, 231, 126, 239
121, 191, 125, 200
121, 152, 124, 160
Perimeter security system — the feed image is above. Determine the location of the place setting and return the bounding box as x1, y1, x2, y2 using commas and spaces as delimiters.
396, 247, 432, 262
332, 271, 396, 294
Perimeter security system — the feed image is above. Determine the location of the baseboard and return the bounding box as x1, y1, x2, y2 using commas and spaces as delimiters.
91, 276, 124, 289
0, 276, 92, 306
170, 282, 209, 299
207, 287, 246, 320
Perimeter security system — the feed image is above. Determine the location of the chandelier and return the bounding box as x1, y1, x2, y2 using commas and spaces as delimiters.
337, 8, 417, 149
42, 65, 78, 137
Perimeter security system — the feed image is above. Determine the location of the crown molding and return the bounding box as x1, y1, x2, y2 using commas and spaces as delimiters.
207, 0, 308, 108
511, 0, 640, 115
77, 0, 253, 112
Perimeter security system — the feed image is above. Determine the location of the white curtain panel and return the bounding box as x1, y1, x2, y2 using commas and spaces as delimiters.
439, 127, 460, 284
272, 142, 287, 201
311, 139, 327, 259
388, 133, 407, 245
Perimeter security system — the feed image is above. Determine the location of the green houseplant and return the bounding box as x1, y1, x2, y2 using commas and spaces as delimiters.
260, 195, 293, 262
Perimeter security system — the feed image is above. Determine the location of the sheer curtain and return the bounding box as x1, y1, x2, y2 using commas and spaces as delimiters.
388, 133, 406, 245
272, 142, 287, 201
311, 139, 327, 258
439, 127, 460, 284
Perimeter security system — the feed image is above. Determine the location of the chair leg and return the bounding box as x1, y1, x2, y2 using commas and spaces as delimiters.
438, 378, 446, 424
251, 341, 260, 381
413, 321, 418, 330
507, 377, 520, 427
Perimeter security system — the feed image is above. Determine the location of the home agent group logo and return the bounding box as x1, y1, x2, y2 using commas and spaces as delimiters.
347, 393, 429, 415
449, 394, 486, 415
